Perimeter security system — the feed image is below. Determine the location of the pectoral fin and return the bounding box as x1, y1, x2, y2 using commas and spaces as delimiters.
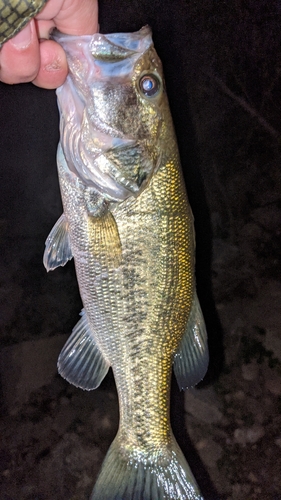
58, 309, 110, 390
43, 213, 73, 271
87, 210, 122, 268
173, 293, 209, 390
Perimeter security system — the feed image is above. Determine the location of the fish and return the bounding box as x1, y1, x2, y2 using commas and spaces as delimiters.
43, 26, 209, 500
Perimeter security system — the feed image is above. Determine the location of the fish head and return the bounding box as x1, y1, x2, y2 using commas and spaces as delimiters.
54, 27, 172, 203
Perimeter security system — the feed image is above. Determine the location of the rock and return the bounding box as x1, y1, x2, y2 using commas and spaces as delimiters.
233, 428, 247, 445
231, 482, 251, 499
0, 334, 68, 414
195, 438, 223, 468
37, 432, 102, 498
100, 415, 112, 431
0, 283, 23, 327
241, 362, 259, 381
212, 238, 239, 270
232, 390, 245, 400
246, 425, 265, 443
59, 395, 70, 406
248, 472, 258, 483
264, 330, 281, 362
184, 387, 223, 424
241, 281, 281, 335
21, 484, 38, 496
254, 487, 262, 494
251, 206, 281, 232
265, 375, 281, 396
274, 437, 281, 448
234, 425, 265, 445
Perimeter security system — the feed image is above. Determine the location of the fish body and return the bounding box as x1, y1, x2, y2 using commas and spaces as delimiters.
44, 27, 208, 500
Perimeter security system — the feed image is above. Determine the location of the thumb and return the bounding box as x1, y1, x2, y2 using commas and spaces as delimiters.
32, 39, 68, 89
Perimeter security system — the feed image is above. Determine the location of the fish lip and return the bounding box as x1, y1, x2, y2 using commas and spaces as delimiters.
52, 25, 152, 49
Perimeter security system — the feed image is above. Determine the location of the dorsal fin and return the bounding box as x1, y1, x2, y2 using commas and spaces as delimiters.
173, 293, 209, 390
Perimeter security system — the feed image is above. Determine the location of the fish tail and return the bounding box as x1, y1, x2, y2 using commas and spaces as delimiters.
90, 434, 203, 500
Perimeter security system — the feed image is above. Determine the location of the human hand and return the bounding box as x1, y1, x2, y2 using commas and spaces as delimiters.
0, 0, 98, 88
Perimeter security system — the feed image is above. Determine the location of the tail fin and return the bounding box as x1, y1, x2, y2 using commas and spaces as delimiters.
90, 434, 203, 500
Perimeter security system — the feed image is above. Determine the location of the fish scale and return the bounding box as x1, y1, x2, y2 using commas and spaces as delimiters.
43, 27, 209, 499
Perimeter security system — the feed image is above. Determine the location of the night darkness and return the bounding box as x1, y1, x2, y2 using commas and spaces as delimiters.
0, 1, 281, 499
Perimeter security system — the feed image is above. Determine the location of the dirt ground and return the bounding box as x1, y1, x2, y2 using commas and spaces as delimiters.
0, 219, 280, 500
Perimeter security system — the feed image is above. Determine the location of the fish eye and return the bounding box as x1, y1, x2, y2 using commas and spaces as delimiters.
139, 73, 161, 97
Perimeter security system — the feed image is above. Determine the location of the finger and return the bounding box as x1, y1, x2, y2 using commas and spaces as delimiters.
32, 39, 68, 89
0, 20, 40, 84
36, 0, 99, 35
36, 19, 55, 40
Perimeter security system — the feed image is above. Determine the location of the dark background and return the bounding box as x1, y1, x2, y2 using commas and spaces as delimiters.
0, 1, 281, 499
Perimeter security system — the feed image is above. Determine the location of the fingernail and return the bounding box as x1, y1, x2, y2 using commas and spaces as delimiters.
10, 23, 32, 49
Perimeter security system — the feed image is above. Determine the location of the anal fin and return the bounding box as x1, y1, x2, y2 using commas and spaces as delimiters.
173, 293, 209, 390
58, 309, 110, 390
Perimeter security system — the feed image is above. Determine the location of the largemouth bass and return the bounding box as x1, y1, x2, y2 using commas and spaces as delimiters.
44, 26, 209, 500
